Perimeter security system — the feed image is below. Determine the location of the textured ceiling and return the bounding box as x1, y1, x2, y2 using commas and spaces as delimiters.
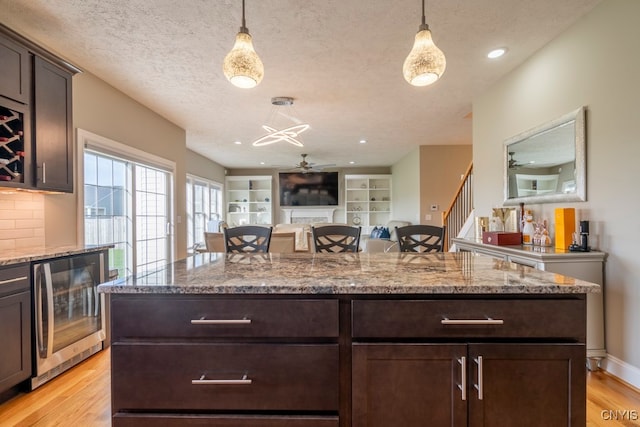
0, 0, 601, 170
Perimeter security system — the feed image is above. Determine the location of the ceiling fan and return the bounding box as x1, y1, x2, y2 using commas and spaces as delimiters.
508, 152, 523, 169
289, 154, 335, 173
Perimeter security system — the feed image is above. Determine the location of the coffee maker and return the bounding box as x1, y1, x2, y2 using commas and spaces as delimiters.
569, 220, 591, 252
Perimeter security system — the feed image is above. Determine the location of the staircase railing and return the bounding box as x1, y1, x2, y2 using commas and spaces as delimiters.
442, 162, 473, 251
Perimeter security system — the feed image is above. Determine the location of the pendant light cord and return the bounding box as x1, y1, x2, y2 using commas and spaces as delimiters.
240, 0, 248, 33
420, 0, 429, 31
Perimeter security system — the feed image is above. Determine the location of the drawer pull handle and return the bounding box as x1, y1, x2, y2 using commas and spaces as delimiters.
191, 317, 251, 325
474, 356, 484, 400
457, 356, 467, 401
192, 373, 252, 385
441, 317, 504, 325
0, 276, 28, 286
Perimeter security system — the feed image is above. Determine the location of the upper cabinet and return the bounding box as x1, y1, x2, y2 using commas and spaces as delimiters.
33, 57, 73, 193
0, 33, 30, 104
0, 24, 79, 193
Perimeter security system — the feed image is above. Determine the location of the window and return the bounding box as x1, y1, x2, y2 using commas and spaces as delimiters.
80, 129, 175, 279
186, 175, 223, 253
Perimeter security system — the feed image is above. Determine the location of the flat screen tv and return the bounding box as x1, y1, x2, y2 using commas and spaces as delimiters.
279, 172, 339, 206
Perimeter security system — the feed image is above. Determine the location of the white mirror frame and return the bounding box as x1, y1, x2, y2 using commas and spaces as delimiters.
503, 106, 586, 205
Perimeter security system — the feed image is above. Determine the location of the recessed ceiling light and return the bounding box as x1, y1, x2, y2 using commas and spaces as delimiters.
487, 48, 507, 59
359, 139, 367, 144
233, 140, 242, 145
349, 161, 355, 164
260, 161, 265, 165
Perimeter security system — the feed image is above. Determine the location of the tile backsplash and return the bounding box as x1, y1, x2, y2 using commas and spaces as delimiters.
0, 192, 45, 250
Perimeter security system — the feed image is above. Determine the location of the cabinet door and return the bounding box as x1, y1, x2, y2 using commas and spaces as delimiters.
352, 343, 467, 427
0, 290, 32, 393
33, 56, 73, 193
0, 33, 30, 104
467, 343, 585, 427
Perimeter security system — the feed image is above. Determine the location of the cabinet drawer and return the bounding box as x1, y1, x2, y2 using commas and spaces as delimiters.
112, 297, 338, 339
352, 298, 585, 340
113, 413, 339, 427
0, 264, 30, 296
112, 343, 339, 411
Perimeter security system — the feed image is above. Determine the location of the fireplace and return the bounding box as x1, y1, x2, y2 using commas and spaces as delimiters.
281, 208, 335, 224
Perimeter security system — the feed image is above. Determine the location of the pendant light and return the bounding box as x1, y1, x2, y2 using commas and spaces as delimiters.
253, 97, 310, 147
223, 0, 264, 89
402, 0, 446, 86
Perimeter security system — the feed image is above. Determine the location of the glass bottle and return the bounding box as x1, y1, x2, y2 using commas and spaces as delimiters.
522, 214, 535, 245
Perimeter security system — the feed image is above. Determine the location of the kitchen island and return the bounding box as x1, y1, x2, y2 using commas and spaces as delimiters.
99, 251, 600, 427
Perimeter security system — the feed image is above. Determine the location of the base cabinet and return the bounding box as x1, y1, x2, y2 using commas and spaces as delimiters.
467, 344, 585, 427
109, 293, 587, 427
0, 264, 31, 396
110, 296, 339, 426
352, 344, 468, 426
353, 343, 585, 427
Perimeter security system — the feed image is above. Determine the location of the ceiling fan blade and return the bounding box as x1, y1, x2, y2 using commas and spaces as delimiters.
309, 163, 336, 169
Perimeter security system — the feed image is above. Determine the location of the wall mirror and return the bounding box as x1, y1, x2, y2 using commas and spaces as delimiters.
503, 106, 586, 205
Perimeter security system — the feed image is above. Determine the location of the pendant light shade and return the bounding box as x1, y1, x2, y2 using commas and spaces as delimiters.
403, 1, 446, 86
223, 0, 263, 89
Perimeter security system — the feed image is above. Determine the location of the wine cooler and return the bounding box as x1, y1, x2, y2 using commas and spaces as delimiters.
31, 252, 107, 389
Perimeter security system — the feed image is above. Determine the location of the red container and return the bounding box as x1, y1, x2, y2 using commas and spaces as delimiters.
482, 231, 522, 246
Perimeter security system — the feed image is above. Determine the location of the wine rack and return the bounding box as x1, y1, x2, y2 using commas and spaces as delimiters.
0, 105, 25, 184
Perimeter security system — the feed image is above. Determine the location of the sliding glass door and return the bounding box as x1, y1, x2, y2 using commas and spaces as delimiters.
84, 150, 173, 278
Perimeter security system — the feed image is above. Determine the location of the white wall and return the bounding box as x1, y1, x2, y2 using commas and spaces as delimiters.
419, 145, 472, 226
391, 147, 421, 224
473, 0, 640, 386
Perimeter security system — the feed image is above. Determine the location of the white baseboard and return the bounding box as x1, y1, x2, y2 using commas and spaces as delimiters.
603, 354, 640, 390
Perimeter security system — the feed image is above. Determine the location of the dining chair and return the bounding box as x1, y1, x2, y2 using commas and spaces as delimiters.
311, 225, 361, 253
223, 225, 273, 253
395, 225, 446, 253
269, 231, 296, 253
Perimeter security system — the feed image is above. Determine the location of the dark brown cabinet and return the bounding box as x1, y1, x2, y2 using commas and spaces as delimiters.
0, 32, 30, 104
351, 298, 587, 427
352, 343, 585, 427
467, 343, 585, 427
110, 296, 340, 427
33, 56, 73, 193
0, 24, 77, 193
353, 343, 468, 426
0, 264, 31, 397
109, 294, 587, 427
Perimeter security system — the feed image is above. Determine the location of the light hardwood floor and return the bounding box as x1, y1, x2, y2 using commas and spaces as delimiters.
0, 349, 639, 426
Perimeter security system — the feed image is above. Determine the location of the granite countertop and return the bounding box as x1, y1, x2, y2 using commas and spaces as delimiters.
98, 251, 601, 295
0, 244, 114, 266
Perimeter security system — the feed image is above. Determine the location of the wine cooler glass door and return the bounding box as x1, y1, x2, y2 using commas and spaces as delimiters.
33, 252, 106, 383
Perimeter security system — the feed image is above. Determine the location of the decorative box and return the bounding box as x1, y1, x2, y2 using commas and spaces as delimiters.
482, 231, 522, 246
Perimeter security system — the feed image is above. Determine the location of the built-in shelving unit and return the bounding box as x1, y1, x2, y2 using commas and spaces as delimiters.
225, 176, 273, 226
344, 174, 392, 235
516, 173, 559, 197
